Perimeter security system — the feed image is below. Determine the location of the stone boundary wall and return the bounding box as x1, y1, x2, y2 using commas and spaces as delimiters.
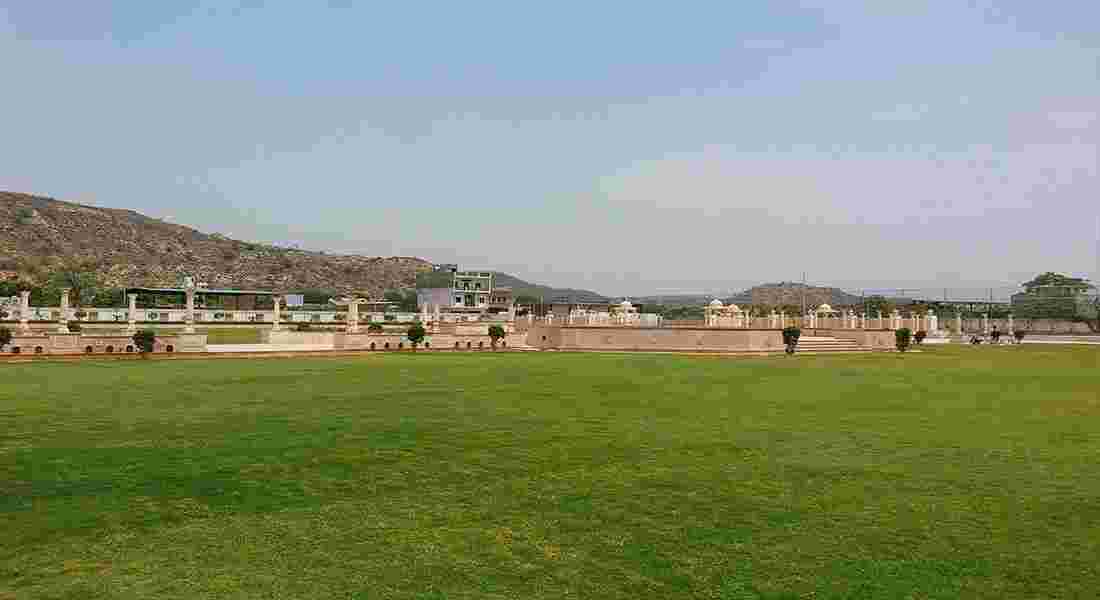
4, 333, 206, 355
333, 332, 506, 351
526, 325, 784, 353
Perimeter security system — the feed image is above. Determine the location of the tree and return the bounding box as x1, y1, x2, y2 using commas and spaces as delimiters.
488, 324, 506, 350
781, 326, 800, 355
384, 289, 418, 313
90, 287, 124, 307
132, 329, 156, 354
1022, 272, 1093, 293
0, 327, 12, 351
864, 295, 895, 317
895, 328, 912, 353
406, 323, 426, 351
45, 266, 101, 308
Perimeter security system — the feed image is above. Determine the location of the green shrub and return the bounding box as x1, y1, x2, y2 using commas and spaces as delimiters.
67, 322, 82, 333
488, 324, 506, 350
367, 323, 384, 333
782, 327, 801, 355
406, 323, 426, 350
895, 328, 912, 352
132, 329, 156, 354
0, 326, 11, 351
913, 330, 927, 344
296, 323, 312, 332
1014, 330, 1026, 343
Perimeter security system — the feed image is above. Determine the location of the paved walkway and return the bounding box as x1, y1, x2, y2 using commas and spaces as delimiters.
207, 343, 334, 353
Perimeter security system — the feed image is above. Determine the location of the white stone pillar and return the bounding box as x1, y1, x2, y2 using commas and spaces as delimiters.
890, 310, 900, 330
57, 288, 71, 333
127, 294, 137, 333
859, 313, 866, 329
927, 309, 937, 332
18, 290, 30, 333
769, 310, 778, 329
955, 313, 962, 335
184, 288, 196, 334
1007, 314, 1014, 337
982, 313, 990, 335
347, 301, 360, 334
271, 295, 282, 332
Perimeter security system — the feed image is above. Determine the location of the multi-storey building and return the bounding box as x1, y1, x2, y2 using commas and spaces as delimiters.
452, 271, 493, 310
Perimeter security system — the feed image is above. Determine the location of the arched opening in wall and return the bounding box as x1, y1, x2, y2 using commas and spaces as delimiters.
466, 341, 471, 349
85, 346, 93, 353
125, 345, 133, 353
34, 346, 43, 354
454, 341, 460, 349
478, 341, 484, 349
370, 342, 376, 350
166, 345, 174, 353
541, 336, 547, 341
11, 347, 20, 354
424, 342, 430, 349
502, 340, 507, 348
398, 342, 404, 349
384, 342, 390, 349
106, 345, 114, 353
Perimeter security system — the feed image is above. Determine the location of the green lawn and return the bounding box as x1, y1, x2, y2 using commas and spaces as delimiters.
2, 346, 1098, 599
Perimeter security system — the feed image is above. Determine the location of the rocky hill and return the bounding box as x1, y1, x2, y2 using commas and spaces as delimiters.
727, 282, 863, 308
0, 191, 432, 295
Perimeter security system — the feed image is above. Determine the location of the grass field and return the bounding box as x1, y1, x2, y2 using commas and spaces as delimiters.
2, 346, 1098, 599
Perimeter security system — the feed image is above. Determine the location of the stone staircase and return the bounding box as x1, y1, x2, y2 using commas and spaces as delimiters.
794, 336, 871, 353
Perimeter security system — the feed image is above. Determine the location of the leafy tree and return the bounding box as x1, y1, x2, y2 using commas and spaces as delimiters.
1022, 272, 1094, 293
864, 295, 895, 317
367, 323, 384, 333
91, 287, 125, 307
488, 324, 506, 350
895, 328, 912, 353
44, 266, 100, 308
0, 327, 12, 351
514, 294, 540, 305
406, 323, 426, 351
781, 327, 800, 355
132, 329, 156, 354
383, 289, 418, 312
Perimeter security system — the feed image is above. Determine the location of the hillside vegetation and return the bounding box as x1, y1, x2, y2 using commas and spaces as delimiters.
0, 191, 432, 295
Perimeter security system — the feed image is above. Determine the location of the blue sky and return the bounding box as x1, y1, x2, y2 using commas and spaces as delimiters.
2, 1, 1097, 297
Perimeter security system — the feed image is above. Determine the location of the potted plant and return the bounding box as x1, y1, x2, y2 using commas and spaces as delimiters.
782, 326, 801, 355
895, 328, 912, 352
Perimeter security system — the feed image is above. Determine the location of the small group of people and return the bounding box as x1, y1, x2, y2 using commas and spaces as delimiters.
970, 326, 1003, 345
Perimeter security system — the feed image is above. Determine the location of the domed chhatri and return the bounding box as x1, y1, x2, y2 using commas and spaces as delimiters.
709, 299, 724, 307
815, 303, 838, 314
